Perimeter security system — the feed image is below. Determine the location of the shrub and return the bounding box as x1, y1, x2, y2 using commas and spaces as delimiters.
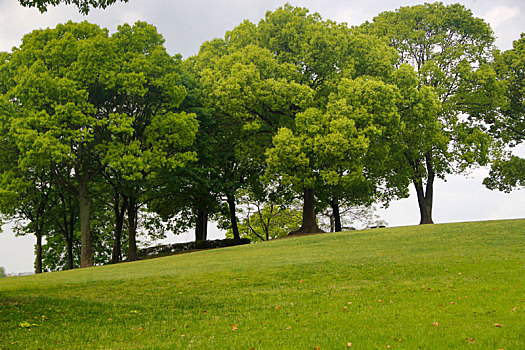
138, 238, 251, 259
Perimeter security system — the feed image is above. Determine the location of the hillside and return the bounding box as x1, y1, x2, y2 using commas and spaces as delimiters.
1, 219, 524, 349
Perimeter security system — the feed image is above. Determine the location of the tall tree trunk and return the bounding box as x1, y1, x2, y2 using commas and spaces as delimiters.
226, 193, 240, 240
35, 231, 42, 274
127, 196, 138, 261
59, 194, 75, 270
65, 214, 73, 270
66, 235, 74, 270
112, 194, 126, 263
78, 182, 93, 268
331, 198, 342, 232
195, 208, 208, 241
414, 153, 435, 225
289, 188, 323, 235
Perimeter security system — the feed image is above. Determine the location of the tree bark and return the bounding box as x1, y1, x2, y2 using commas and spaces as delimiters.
65, 211, 74, 270
66, 235, 74, 270
78, 182, 93, 268
64, 195, 76, 270
195, 208, 208, 241
331, 198, 342, 232
127, 196, 138, 261
289, 188, 323, 235
35, 231, 42, 274
112, 194, 127, 263
414, 153, 435, 225
226, 193, 240, 240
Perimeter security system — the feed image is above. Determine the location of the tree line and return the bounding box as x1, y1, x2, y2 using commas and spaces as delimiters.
1, 3, 523, 273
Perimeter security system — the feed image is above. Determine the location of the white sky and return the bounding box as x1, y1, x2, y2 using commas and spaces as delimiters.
0, 0, 524, 274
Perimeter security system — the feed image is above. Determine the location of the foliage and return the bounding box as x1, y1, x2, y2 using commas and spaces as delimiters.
0, 219, 523, 348
1, 21, 198, 268
483, 156, 525, 192
0, 266, 5, 278
18, 0, 128, 14
483, 34, 525, 192
363, 2, 502, 224
0, 3, 520, 272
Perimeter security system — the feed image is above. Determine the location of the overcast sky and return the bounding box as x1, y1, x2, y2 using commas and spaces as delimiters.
0, 0, 524, 274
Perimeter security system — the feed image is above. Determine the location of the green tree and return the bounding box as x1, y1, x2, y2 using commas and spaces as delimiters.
364, 3, 501, 224
198, 5, 398, 235
0, 266, 5, 278
4, 21, 115, 268
3, 21, 197, 267
266, 77, 401, 234
148, 59, 222, 242
18, 0, 128, 14
100, 22, 198, 261
0, 92, 56, 274
198, 43, 310, 238
483, 34, 525, 192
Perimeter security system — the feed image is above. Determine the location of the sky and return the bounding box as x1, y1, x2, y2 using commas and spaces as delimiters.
0, 0, 524, 274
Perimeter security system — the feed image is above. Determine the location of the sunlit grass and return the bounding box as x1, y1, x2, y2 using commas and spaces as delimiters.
1, 219, 524, 349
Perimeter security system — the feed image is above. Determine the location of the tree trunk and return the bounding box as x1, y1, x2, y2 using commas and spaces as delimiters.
195, 208, 208, 241
59, 194, 75, 270
66, 235, 74, 270
35, 231, 42, 274
78, 182, 93, 268
414, 153, 435, 225
226, 193, 240, 240
127, 196, 138, 261
414, 181, 433, 224
289, 188, 323, 235
331, 198, 342, 232
112, 194, 126, 263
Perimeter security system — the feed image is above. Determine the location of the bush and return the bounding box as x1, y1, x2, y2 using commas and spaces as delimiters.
138, 238, 251, 259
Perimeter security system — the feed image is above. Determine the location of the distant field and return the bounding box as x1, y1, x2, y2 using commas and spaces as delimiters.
1, 219, 524, 349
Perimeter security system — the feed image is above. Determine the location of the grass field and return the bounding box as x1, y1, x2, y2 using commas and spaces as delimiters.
1, 219, 524, 349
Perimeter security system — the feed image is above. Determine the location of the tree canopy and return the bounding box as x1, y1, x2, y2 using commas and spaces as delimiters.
363, 2, 502, 224
18, 0, 128, 14
1, 21, 197, 268
0, 3, 519, 273
483, 34, 525, 192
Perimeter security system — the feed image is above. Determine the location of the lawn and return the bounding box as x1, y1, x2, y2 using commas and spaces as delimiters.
1, 219, 524, 349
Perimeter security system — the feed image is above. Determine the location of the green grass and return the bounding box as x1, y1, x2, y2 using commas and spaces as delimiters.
1, 219, 524, 349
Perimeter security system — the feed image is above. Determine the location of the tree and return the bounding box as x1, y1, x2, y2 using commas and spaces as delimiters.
196, 32, 311, 238
364, 3, 501, 224
0, 91, 56, 274
483, 34, 525, 192
4, 21, 116, 268
148, 59, 223, 243
3, 21, 197, 267
0, 266, 5, 278
100, 22, 198, 260
197, 5, 399, 235
18, 0, 128, 14
266, 77, 401, 234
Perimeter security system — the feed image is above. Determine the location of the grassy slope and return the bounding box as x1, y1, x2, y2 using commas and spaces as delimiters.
0, 219, 524, 349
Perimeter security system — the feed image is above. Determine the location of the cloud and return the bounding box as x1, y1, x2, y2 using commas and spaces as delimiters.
483, 5, 520, 28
